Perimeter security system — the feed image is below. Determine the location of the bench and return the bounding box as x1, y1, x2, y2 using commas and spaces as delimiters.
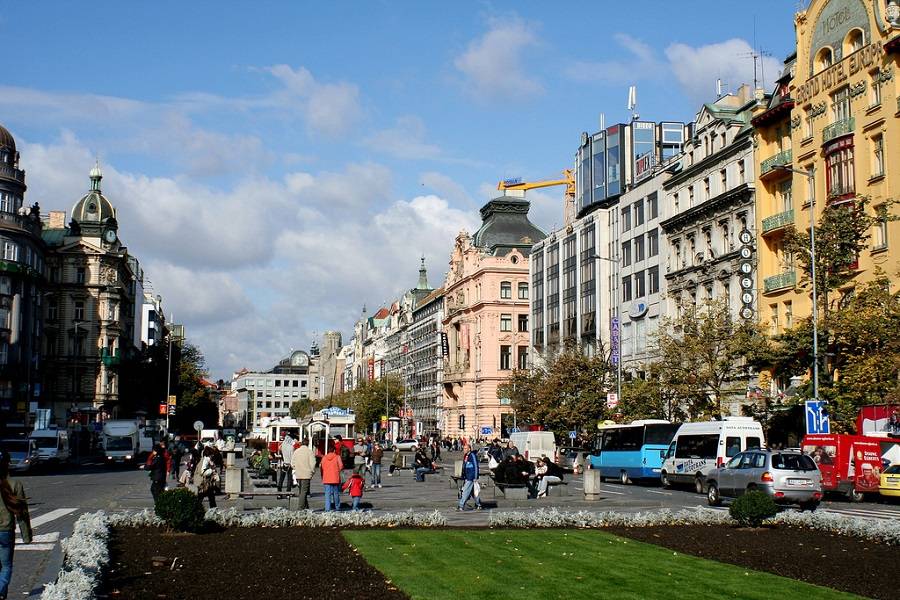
546, 480, 570, 496
236, 491, 293, 500
493, 482, 529, 500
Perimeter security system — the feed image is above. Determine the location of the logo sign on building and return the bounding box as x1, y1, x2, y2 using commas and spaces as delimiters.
610, 317, 620, 365
158, 403, 167, 416
481, 427, 493, 436
806, 401, 830, 435
739, 229, 755, 320
606, 393, 619, 409
440, 332, 449, 357
367, 358, 375, 381
168, 395, 177, 406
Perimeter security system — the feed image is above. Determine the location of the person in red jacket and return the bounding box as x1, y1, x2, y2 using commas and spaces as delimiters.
320, 441, 344, 512
342, 472, 365, 511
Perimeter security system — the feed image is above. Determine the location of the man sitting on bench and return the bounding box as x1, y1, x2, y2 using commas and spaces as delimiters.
414, 445, 435, 482
535, 456, 565, 498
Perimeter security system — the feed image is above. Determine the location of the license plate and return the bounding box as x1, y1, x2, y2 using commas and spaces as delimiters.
787, 478, 811, 486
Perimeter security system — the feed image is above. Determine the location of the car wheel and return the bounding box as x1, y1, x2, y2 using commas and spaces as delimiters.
707, 482, 721, 506
694, 476, 704, 495
660, 471, 671, 489
620, 471, 630, 485
800, 500, 820, 512
847, 487, 864, 503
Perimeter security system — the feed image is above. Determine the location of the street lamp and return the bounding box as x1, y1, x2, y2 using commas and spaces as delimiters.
773, 164, 819, 402
586, 252, 622, 411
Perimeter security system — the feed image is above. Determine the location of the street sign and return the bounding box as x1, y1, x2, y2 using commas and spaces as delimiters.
167, 405, 176, 416
168, 395, 177, 406
158, 403, 166, 416
606, 393, 619, 409
193, 420, 205, 432
805, 401, 830, 435
508, 427, 519, 434
499, 397, 511, 405
480, 427, 493, 435
568, 430, 577, 440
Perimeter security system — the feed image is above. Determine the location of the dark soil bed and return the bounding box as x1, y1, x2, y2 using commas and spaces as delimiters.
102, 527, 409, 600
608, 524, 898, 600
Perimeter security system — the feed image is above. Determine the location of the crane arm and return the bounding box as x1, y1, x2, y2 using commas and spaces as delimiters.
497, 169, 575, 198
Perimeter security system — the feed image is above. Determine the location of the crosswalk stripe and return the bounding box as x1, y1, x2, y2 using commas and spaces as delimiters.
823, 508, 892, 520
30, 508, 77, 529
17, 543, 55, 551
15, 532, 58, 544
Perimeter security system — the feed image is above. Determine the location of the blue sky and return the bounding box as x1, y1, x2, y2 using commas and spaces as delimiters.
2, 1, 798, 378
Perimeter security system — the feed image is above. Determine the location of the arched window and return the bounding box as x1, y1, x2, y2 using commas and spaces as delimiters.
844, 29, 864, 55
816, 47, 834, 73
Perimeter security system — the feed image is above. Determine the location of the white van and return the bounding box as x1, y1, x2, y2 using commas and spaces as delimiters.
509, 431, 557, 463
660, 417, 765, 493
29, 429, 70, 464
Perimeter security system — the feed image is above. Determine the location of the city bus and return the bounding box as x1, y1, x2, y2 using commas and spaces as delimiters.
589, 420, 679, 484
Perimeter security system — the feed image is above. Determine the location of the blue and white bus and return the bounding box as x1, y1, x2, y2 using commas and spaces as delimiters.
589, 420, 680, 484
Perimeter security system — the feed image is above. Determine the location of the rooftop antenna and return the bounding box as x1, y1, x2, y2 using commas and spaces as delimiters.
599, 112, 606, 131
716, 78, 723, 98
627, 85, 639, 121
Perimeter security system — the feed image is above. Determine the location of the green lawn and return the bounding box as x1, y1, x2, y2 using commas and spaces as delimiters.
343, 529, 860, 600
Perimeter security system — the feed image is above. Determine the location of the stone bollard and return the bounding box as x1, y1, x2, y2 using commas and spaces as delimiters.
225, 466, 243, 498
226, 452, 235, 467
453, 460, 464, 478
583, 468, 602, 501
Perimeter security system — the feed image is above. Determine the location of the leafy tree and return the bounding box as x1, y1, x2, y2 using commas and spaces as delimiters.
619, 363, 683, 423
343, 375, 404, 433
499, 349, 614, 438
783, 196, 894, 316
171, 342, 217, 433
655, 300, 769, 419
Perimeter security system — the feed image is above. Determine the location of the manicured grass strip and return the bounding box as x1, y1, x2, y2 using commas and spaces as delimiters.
343, 529, 861, 600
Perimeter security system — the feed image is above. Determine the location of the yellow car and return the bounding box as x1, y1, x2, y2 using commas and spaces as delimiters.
880, 464, 900, 498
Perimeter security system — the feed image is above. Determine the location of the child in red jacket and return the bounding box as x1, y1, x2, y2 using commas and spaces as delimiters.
342, 472, 365, 511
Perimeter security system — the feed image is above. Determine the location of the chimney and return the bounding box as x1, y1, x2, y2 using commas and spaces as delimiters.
736, 84, 751, 103
48, 211, 66, 229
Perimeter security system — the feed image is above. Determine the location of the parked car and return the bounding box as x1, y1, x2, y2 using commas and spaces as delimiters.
29, 429, 70, 464
706, 449, 823, 510
879, 464, 900, 499
392, 439, 419, 452
2, 439, 41, 473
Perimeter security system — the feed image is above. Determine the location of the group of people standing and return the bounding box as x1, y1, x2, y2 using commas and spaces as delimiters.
146, 440, 224, 508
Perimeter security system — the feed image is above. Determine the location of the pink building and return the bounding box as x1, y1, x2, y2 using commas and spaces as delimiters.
442, 196, 545, 439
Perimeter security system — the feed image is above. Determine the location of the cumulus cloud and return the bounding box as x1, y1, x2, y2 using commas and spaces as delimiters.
665, 38, 781, 103
264, 65, 363, 136
564, 34, 661, 84
454, 17, 543, 100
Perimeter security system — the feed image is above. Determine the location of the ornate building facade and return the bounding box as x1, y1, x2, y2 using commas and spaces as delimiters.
42, 166, 142, 420
442, 196, 545, 439
0, 124, 46, 424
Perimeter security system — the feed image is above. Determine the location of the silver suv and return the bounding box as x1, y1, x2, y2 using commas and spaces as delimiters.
706, 449, 823, 510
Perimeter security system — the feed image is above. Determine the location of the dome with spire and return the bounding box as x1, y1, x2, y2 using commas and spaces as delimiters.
71, 162, 116, 225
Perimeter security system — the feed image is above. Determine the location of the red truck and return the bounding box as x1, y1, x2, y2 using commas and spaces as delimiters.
801, 434, 884, 502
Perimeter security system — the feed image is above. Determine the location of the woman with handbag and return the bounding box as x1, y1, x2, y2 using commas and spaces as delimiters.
0, 451, 31, 600
192, 446, 217, 508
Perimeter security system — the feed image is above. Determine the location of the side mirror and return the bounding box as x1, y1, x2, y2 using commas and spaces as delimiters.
660, 450, 666, 459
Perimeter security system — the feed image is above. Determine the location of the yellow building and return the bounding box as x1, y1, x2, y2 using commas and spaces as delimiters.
753, 0, 900, 341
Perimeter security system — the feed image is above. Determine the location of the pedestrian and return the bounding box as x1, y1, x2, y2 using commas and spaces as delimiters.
389, 447, 404, 476
290, 441, 316, 510
457, 444, 482, 511
147, 442, 169, 502
370, 442, 384, 489
353, 436, 367, 475
277, 433, 296, 493
414, 446, 434, 482
342, 472, 365, 511
170, 437, 184, 481
0, 450, 31, 599
193, 446, 218, 508
321, 440, 343, 512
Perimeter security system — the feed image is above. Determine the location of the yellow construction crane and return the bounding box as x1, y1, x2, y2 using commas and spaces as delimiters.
496, 170, 577, 225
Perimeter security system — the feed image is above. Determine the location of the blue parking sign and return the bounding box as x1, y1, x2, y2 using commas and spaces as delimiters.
805, 401, 830, 434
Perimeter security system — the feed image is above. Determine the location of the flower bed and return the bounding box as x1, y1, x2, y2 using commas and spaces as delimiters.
41, 507, 900, 599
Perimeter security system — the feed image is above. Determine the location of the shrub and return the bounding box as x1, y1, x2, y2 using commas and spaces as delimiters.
154, 488, 205, 532
729, 491, 778, 527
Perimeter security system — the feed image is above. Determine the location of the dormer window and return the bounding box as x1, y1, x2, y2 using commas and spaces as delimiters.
845, 29, 864, 55
816, 47, 834, 73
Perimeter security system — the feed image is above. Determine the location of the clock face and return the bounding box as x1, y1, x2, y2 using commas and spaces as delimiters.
740, 247, 752, 259
290, 351, 309, 367
104, 229, 117, 243
740, 262, 753, 274
741, 277, 753, 289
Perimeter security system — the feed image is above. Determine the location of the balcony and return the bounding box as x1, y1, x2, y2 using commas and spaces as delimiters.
101, 348, 121, 367
764, 270, 797, 294
823, 117, 854, 143
760, 149, 793, 176
761, 209, 795, 235
0, 164, 25, 183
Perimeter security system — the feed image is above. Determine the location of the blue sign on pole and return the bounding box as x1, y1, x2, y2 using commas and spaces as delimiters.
508, 427, 520, 434
481, 427, 493, 435
805, 401, 830, 435
568, 431, 577, 440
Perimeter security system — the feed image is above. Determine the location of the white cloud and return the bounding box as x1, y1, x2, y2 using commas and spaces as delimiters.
454, 17, 542, 100
665, 38, 781, 103
420, 171, 473, 207
564, 33, 661, 84
362, 116, 442, 160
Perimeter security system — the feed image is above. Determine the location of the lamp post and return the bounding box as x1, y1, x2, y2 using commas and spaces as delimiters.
165, 314, 174, 433
774, 165, 819, 402
586, 253, 622, 410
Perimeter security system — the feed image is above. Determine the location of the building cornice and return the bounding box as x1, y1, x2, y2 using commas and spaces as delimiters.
660, 183, 754, 233
664, 137, 752, 189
